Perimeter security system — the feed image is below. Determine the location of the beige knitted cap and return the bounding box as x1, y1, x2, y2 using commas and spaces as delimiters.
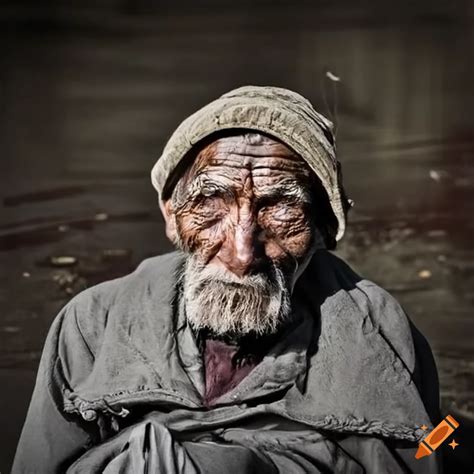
151, 85, 350, 241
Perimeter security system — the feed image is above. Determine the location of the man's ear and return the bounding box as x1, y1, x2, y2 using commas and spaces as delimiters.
159, 199, 178, 243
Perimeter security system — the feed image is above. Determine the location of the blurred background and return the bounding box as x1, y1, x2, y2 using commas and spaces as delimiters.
1, 0, 473, 471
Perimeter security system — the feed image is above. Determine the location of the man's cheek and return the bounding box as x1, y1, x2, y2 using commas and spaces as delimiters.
284, 230, 314, 259
177, 221, 224, 260
195, 230, 224, 261
267, 226, 314, 261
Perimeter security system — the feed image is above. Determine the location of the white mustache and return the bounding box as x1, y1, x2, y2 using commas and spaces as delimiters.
193, 262, 277, 290
182, 256, 291, 336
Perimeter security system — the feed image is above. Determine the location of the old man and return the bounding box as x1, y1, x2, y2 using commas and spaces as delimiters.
13, 86, 441, 473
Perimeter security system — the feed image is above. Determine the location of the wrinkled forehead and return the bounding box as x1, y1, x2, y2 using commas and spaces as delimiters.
180, 132, 313, 190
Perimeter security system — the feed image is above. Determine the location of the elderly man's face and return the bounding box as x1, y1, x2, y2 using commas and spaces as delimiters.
162, 133, 321, 335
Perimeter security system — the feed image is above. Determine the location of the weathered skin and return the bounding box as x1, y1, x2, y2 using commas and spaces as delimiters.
160, 133, 321, 287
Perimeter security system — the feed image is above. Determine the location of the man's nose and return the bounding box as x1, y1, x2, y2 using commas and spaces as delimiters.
218, 211, 262, 278
232, 222, 256, 276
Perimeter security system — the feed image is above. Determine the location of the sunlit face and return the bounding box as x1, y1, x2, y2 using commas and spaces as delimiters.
161, 132, 323, 335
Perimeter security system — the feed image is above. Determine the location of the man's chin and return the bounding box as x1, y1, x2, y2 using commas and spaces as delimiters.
184, 289, 291, 337
182, 256, 292, 336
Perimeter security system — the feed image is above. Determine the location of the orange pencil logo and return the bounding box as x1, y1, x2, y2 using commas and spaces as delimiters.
415, 414, 459, 459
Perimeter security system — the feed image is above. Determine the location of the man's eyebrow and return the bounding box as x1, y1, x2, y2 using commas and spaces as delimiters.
257, 185, 312, 204
185, 178, 234, 200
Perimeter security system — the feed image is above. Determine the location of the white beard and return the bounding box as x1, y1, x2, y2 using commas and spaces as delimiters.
182, 255, 292, 336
